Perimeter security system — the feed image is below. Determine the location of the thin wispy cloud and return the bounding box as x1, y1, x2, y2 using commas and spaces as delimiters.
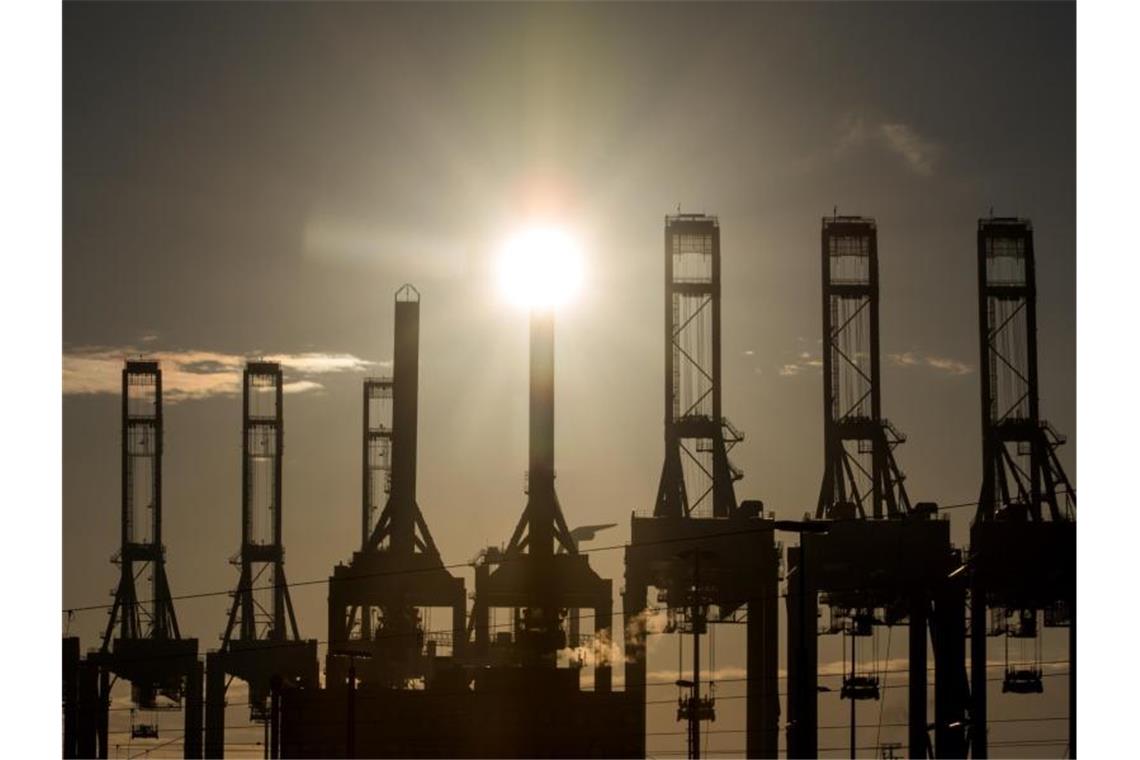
63, 346, 384, 403
836, 113, 942, 176
879, 122, 940, 176
262, 353, 376, 374
778, 351, 823, 378
282, 380, 325, 395
779, 345, 967, 378
888, 351, 972, 376
640, 656, 1066, 690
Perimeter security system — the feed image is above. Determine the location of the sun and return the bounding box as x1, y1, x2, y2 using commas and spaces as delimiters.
496, 226, 584, 311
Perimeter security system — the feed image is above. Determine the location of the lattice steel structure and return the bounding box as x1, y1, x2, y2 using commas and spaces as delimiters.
975, 218, 1075, 524
89, 360, 200, 759
362, 286, 442, 559
817, 216, 910, 519
787, 218, 967, 760
355, 375, 392, 643
328, 285, 465, 691
627, 214, 779, 759
288, 290, 633, 758
206, 362, 317, 758
222, 362, 302, 648
104, 362, 180, 646
969, 217, 1076, 758
362, 377, 392, 549
655, 214, 743, 519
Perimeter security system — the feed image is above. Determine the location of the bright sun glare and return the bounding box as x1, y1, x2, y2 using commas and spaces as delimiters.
497, 226, 584, 310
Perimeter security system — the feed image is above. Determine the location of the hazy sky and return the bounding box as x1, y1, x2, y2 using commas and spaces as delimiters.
63, 2, 1074, 756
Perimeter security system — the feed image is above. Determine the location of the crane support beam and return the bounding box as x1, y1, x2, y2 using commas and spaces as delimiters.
970, 218, 1076, 759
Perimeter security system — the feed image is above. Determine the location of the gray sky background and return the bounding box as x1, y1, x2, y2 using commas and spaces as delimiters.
63, 3, 1075, 756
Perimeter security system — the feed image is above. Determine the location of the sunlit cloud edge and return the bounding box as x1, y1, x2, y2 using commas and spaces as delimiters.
63, 346, 387, 403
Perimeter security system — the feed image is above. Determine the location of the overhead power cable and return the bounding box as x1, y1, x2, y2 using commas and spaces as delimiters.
64, 499, 983, 616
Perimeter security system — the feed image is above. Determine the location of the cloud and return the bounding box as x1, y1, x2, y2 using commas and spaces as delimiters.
778, 351, 823, 378
647, 665, 749, 684
283, 380, 324, 394
781, 346, 970, 379
888, 351, 972, 376
774, 343, 967, 379
879, 123, 941, 176
835, 114, 942, 176
262, 352, 376, 374
63, 346, 380, 403
640, 656, 1068, 690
